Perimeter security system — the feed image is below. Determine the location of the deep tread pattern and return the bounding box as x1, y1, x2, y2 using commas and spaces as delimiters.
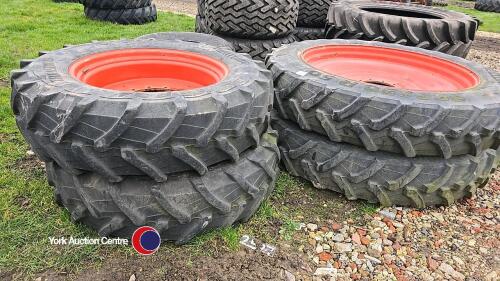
293, 26, 326, 41
12, 39, 273, 180
273, 116, 499, 208
79, 0, 152, 9
84, 5, 157, 25
325, 0, 478, 58
267, 39, 500, 158
195, 15, 212, 34
475, 0, 500, 12
205, 0, 299, 39
297, 0, 330, 27
221, 34, 297, 61
48, 131, 280, 244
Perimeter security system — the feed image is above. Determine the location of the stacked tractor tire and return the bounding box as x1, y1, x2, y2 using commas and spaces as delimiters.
196, 0, 300, 60
293, 0, 330, 41
11, 0, 499, 244
79, 0, 157, 24
12, 34, 278, 244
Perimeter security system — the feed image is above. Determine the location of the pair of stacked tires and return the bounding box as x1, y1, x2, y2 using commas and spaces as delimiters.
11, 34, 278, 244
267, 2, 499, 208
196, 0, 299, 60
80, 0, 157, 24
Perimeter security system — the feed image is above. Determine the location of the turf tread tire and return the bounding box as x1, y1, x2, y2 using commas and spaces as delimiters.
222, 34, 297, 61
205, 0, 299, 39
273, 116, 499, 208
297, 0, 331, 27
293, 26, 325, 41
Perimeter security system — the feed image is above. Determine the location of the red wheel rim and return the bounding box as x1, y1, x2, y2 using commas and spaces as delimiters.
301, 45, 479, 92
70, 49, 228, 92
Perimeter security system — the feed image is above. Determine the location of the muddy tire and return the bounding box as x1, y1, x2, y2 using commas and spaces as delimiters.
267, 39, 500, 159
48, 129, 280, 244
136, 32, 234, 50
273, 115, 498, 208
205, 0, 299, 39
297, 0, 331, 27
84, 5, 157, 24
293, 26, 325, 41
222, 34, 297, 61
12, 39, 273, 182
325, 0, 478, 58
475, 0, 500, 12
79, 0, 152, 9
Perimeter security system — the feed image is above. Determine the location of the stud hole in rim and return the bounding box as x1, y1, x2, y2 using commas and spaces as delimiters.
70, 48, 229, 92
301, 44, 480, 92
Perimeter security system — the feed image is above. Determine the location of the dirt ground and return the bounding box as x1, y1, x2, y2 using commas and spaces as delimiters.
154, 0, 197, 16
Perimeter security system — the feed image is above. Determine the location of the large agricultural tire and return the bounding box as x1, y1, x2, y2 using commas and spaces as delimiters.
48, 129, 280, 244
12, 39, 273, 182
79, 0, 152, 9
205, 0, 299, 39
222, 34, 297, 61
267, 40, 500, 159
84, 5, 157, 25
293, 26, 325, 41
325, 0, 478, 58
297, 0, 331, 27
272, 115, 499, 208
475, 0, 500, 12
136, 32, 235, 50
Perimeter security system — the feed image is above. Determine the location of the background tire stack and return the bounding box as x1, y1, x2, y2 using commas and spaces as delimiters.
80, 0, 157, 24
266, 39, 499, 208
198, 0, 300, 61
12, 35, 279, 243
475, 0, 500, 12
293, 0, 330, 41
325, 0, 478, 58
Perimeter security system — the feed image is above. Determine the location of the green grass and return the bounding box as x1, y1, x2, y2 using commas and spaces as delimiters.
0, 0, 194, 275
445, 4, 500, 33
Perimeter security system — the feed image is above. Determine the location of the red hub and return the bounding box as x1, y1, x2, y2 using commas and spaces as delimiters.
70, 49, 228, 92
301, 45, 479, 92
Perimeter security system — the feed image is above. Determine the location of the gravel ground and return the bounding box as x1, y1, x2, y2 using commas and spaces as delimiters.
154, 0, 197, 16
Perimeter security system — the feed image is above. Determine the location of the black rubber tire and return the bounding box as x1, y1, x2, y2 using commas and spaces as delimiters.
48, 129, 280, 244
475, 0, 500, 12
267, 39, 500, 159
221, 34, 297, 61
297, 0, 331, 27
136, 32, 235, 50
325, 0, 478, 58
195, 15, 211, 34
84, 5, 157, 25
272, 115, 499, 208
12, 39, 273, 182
79, 0, 152, 9
205, 0, 299, 39
293, 26, 325, 41
198, 0, 206, 16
